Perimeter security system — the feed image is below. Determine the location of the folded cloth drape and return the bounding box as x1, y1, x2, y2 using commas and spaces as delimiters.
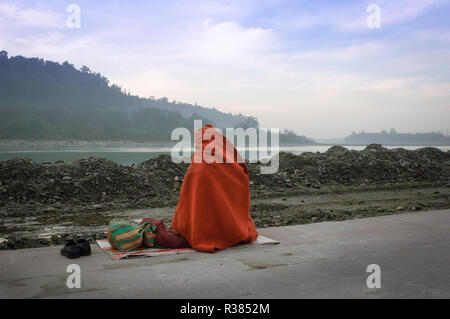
138, 218, 190, 249
107, 219, 156, 252
171, 124, 258, 253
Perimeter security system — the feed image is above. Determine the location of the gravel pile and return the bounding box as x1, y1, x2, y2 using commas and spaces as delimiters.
248, 144, 450, 190
0, 156, 187, 208
1, 144, 449, 208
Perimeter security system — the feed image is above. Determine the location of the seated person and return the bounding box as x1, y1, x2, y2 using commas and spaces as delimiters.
171, 124, 258, 253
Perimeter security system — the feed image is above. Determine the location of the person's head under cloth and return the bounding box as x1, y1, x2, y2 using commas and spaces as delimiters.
171, 124, 258, 253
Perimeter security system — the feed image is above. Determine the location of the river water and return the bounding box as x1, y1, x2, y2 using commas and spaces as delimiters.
0, 145, 449, 165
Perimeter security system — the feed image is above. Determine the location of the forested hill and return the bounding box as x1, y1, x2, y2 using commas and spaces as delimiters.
0, 51, 258, 141
345, 129, 450, 145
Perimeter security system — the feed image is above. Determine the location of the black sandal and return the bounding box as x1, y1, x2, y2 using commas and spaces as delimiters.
77, 239, 91, 256
60, 240, 80, 259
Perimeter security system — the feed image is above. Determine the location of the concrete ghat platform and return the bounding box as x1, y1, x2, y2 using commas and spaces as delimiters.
1, 210, 450, 298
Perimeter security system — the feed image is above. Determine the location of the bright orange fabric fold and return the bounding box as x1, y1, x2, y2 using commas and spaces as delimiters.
171, 124, 258, 253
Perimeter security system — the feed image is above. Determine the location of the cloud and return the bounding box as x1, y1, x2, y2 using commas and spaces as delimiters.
291, 41, 385, 64
183, 20, 280, 63
0, 3, 64, 29
419, 82, 450, 98
279, 0, 447, 32
378, 0, 446, 25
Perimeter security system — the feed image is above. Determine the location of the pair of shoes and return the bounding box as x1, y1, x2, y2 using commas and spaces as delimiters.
60, 239, 91, 259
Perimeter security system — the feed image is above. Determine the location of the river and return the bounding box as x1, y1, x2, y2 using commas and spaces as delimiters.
0, 144, 449, 165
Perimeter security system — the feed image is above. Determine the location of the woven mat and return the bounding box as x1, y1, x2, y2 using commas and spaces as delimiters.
96, 235, 280, 260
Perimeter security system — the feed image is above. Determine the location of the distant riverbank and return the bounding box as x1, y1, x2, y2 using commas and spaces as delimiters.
0, 139, 177, 148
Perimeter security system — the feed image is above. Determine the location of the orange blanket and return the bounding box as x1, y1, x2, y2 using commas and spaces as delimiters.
171, 124, 258, 253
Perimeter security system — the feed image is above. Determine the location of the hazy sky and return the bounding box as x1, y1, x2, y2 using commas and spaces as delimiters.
1, 0, 450, 138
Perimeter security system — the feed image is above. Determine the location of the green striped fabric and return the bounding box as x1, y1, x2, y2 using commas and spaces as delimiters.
107, 219, 157, 252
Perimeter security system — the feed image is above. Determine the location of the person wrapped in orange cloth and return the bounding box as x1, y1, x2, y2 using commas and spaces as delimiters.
171, 124, 258, 253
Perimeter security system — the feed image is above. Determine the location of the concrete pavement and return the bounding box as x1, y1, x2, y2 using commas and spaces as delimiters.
1, 209, 450, 298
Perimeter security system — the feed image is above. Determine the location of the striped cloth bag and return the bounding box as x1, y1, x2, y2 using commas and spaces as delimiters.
107, 219, 157, 252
